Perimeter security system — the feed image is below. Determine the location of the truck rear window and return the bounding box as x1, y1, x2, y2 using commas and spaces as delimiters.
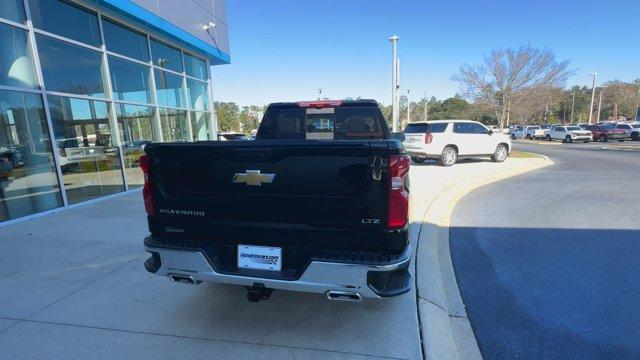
257, 106, 387, 140
403, 123, 447, 134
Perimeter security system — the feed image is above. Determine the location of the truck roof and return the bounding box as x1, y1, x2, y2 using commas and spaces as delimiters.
267, 99, 379, 108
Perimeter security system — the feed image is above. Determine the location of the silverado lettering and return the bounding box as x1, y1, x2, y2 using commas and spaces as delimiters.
158, 209, 206, 216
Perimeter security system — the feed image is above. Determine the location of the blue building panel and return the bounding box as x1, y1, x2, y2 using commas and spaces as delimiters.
97, 0, 230, 64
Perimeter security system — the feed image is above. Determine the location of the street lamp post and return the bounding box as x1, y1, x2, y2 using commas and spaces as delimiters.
596, 88, 603, 123
389, 35, 400, 132
406, 89, 411, 125
588, 73, 597, 124
423, 91, 428, 122
317, 88, 322, 101
570, 89, 576, 123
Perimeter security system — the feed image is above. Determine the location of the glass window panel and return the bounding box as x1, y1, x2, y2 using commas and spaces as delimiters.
184, 53, 207, 80
0, 90, 63, 222
159, 108, 189, 142
36, 35, 105, 98
150, 39, 183, 72
0, 23, 38, 89
116, 104, 154, 188
28, 0, 100, 46
155, 69, 184, 108
190, 112, 210, 141
187, 79, 208, 111
102, 18, 149, 62
0, 0, 26, 23
109, 56, 151, 104
47, 95, 124, 204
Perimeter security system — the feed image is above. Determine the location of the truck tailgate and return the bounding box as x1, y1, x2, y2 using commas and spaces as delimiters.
145, 140, 398, 251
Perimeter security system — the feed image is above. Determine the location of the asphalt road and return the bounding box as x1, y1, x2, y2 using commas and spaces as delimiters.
450, 142, 640, 359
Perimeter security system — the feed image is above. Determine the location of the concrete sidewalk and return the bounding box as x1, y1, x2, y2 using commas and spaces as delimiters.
0, 156, 548, 360
0, 187, 419, 359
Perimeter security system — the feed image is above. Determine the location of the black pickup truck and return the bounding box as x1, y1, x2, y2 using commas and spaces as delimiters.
142, 99, 412, 302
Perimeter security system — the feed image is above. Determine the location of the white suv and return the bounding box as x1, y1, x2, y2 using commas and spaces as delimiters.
402, 120, 512, 166
545, 125, 591, 143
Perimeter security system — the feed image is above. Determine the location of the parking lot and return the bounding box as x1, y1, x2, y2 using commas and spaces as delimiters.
451, 142, 640, 359
0, 155, 550, 360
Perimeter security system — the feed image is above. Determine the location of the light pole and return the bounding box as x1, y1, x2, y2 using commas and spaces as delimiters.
406, 89, 411, 124
570, 89, 576, 123
389, 35, 400, 132
317, 88, 322, 101
588, 73, 597, 124
596, 88, 603, 123
423, 91, 428, 122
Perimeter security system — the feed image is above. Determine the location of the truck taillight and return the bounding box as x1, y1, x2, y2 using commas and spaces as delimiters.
139, 154, 154, 215
424, 133, 433, 144
388, 155, 410, 229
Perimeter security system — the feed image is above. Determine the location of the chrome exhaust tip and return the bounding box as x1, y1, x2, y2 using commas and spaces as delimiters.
325, 290, 363, 302
168, 273, 198, 285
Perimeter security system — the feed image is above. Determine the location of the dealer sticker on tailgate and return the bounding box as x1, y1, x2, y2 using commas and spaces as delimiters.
238, 244, 282, 271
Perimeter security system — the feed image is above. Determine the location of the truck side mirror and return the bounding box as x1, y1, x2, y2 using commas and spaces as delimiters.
390, 132, 405, 142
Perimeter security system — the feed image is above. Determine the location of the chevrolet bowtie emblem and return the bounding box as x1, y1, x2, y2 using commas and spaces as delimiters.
232, 170, 276, 186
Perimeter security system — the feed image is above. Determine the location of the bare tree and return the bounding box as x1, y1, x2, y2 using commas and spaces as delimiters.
454, 45, 572, 128
601, 80, 637, 120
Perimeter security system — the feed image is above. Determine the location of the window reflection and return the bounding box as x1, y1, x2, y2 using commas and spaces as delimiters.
37, 35, 106, 98
28, 0, 101, 46
150, 39, 183, 73
48, 95, 124, 204
0, 0, 26, 24
155, 69, 184, 108
159, 108, 189, 142
109, 56, 152, 104
102, 18, 149, 62
184, 53, 207, 80
187, 79, 208, 111
116, 104, 154, 188
190, 112, 210, 140
0, 23, 38, 89
0, 90, 63, 222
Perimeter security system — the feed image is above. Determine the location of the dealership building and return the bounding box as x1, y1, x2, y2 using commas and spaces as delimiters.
0, 0, 230, 224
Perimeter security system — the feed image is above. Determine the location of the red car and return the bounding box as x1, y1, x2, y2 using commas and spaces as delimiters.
585, 124, 627, 142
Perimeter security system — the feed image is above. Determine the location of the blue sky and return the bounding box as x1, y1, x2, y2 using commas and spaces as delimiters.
213, 0, 640, 106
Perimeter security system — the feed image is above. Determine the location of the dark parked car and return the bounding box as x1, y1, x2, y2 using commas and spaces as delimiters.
630, 123, 640, 141
585, 124, 627, 142
142, 100, 412, 302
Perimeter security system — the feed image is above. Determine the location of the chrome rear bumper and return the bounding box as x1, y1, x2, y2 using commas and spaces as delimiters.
144, 244, 413, 299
